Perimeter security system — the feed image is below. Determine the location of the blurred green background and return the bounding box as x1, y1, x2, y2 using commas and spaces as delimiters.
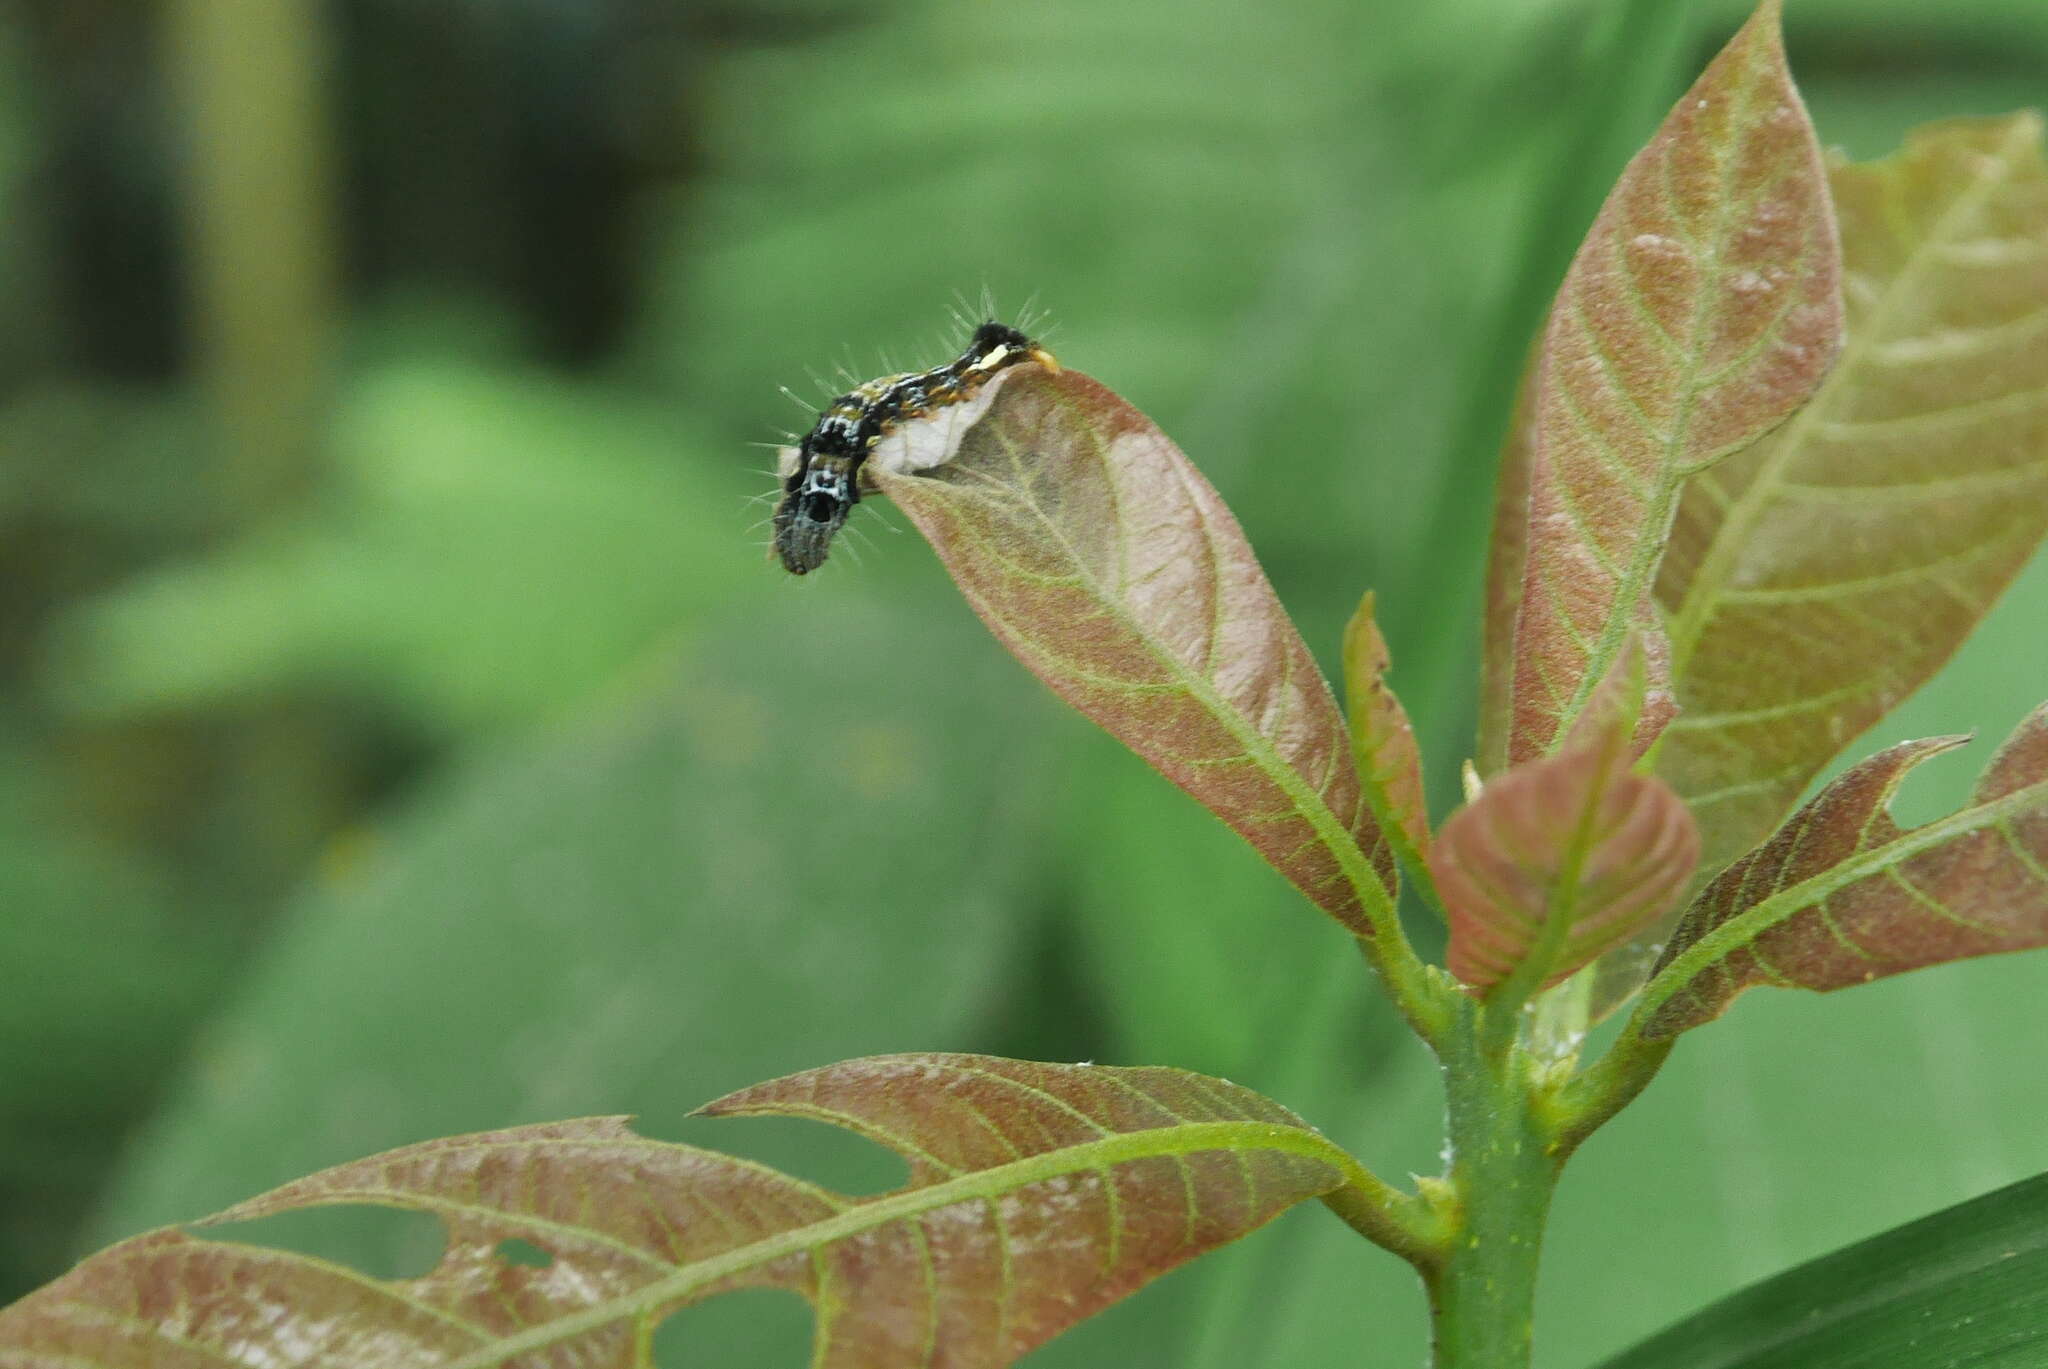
2, 0, 2046, 1364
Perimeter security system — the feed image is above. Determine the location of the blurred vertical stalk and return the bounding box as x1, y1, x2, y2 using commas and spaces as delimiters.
1392, 0, 1693, 796
166, 0, 337, 519
164, 0, 344, 900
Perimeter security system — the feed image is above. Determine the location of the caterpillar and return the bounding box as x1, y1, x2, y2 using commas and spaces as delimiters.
772, 320, 1059, 575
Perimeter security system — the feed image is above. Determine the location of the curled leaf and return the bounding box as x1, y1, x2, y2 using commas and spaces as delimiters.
0, 1056, 1353, 1368
1642, 703, 2048, 1038
1500, 0, 1842, 766
1342, 591, 1431, 864
1435, 700, 1700, 999
1657, 113, 2048, 882
876, 366, 1393, 935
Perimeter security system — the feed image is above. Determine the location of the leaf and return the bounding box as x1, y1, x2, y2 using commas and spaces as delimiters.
1477, 345, 1541, 779
1500, 0, 1842, 767
1640, 702, 2048, 1038
1542, 637, 1680, 1024
1656, 113, 2048, 882
1341, 591, 1430, 865
1595, 1167, 2048, 1369
1560, 631, 1678, 764
0, 1056, 1353, 1369
876, 366, 1394, 936
1434, 694, 1700, 998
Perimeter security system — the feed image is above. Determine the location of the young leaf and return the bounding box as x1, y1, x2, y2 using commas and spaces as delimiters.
1342, 591, 1431, 865
1434, 700, 1700, 999
1640, 702, 2048, 1038
0, 1056, 1358, 1368
1657, 113, 2048, 881
876, 366, 1395, 936
1499, 0, 1842, 767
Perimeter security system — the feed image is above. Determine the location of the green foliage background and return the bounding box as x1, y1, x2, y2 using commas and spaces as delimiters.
1, 1, 2044, 1364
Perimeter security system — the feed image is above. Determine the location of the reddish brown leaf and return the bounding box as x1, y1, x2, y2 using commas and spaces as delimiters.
1500, 0, 1842, 767
1586, 115, 2048, 1024
1342, 591, 1431, 865
876, 366, 1394, 935
1656, 114, 2048, 883
1556, 631, 1678, 764
0, 1057, 1351, 1369
1641, 703, 2048, 1037
1478, 346, 1541, 779
1435, 701, 1701, 998
1556, 636, 1684, 1024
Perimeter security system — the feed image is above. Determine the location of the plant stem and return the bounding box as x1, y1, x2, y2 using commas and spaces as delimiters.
1549, 1025, 1675, 1161
1357, 929, 1455, 1050
1423, 1001, 1564, 1369
1322, 1154, 1453, 1271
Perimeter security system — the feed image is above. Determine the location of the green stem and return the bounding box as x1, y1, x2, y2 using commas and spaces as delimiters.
1549, 1020, 1675, 1161
1381, 814, 1449, 924
1357, 928, 1456, 1051
1322, 1155, 1454, 1271
1423, 1000, 1565, 1369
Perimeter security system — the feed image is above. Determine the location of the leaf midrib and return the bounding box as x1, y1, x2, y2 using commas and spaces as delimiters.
430, 1120, 1346, 1369
1484, 746, 1616, 1014
1544, 37, 1788, 755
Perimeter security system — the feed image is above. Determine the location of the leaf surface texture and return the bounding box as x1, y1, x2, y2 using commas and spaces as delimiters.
1499, 0, 1842, 766
0, 1056, 1349, 1368
1656, 113, 2048, 880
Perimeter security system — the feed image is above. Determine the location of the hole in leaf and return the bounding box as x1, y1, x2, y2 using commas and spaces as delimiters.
649, 1113, 908, 1197
205, 1205, 445, 1280
494, 1237, 553, 1269
1877, 739, 1978, 828
652, 1287, 810, 1368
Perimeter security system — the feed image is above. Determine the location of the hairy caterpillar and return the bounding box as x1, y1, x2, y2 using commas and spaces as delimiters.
772, 321, 1059, 575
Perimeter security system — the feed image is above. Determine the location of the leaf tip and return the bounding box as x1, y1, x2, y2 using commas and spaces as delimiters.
1732, 0, 1788, 52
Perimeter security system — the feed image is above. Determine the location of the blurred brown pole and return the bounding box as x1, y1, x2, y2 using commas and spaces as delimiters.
165, 0, 338, 520
164, 0, 345, 900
